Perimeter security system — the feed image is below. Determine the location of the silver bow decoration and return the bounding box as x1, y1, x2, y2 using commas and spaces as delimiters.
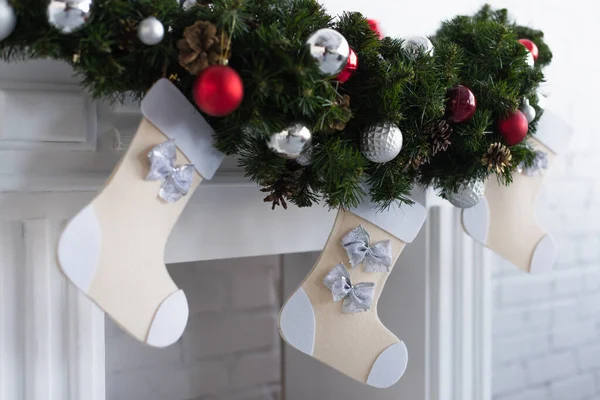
323, 263, 375, 313
517, 150, 549, 177
341, 225, 393, 272
146, 140, 195, 203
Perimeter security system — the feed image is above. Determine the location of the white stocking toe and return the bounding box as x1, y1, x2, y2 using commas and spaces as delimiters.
146, 290, 189, 348
366, 341, 409, 388
529, 234, 557, 274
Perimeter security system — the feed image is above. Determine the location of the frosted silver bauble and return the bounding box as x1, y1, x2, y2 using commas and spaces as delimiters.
295, 146, 314, 166
47, 0, 92, 34
267, 123, 312, 159
138, 16, 164, 45
360, 122, 403, 163
306, 28, 350, 76
445, 181, 485, 209
402, 36, 434, 58
0, 0, 16, 41
521, 98, 536, 123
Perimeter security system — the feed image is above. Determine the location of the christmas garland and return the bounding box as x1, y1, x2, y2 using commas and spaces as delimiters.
0, 0, 551, 209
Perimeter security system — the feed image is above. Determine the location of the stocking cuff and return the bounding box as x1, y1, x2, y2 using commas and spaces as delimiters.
348, 198, 427, 243
534, 109, 573, 155
141, 79, 225, 180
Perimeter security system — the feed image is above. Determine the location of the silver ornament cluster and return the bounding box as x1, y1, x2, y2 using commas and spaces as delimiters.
360, 122, 403, 163
138, 16, 165, 45
445, 181, 485, 209
402, 36, 434, 58
47, 0, 92, 34
306, 28, 350, 76
520, 98, 536, 123
267, 123, 312, 159
0, 0, 16, 41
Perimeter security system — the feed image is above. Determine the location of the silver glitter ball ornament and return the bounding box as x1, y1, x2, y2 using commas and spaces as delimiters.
360, 122, 403, 163
267, 123, 312, 159
402, 36, 434, 58
138, 16, 164, 45
295, 146, 314, 166
47, 0, 92, 34
445, 181, 485, 209
306, 28, 350, 76
521, 98, 536, 123
0, 0, 16, 41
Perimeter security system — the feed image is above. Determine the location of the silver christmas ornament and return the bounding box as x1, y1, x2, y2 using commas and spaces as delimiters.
525, 51, 535, 68
402, 36, 434, 58
267, 123, 312, 159
47, 0, 92, 34
138, 16, 164, 45
521, 98, 536, 123
0, 0, 16, 41
360, 122, 403, 163
306, 28, 350, 76
445, 181, 485, 209
295, 146, 314, 166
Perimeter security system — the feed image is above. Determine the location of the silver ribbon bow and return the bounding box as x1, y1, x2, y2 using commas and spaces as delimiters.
323, 263, 375, 313
517, 150, 549, 177
341, 225, 393, 272
146, 140, 195, 203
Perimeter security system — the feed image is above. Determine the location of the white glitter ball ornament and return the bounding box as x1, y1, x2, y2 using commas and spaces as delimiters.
360, 122, 403, 163
445, 181, 485, 209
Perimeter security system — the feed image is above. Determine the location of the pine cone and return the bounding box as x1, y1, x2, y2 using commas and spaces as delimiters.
425, 120, 453, 155
482, 143, 512, 173
330, 95, 352, 131
261, 169, 304, 210
177, 20, 230, 75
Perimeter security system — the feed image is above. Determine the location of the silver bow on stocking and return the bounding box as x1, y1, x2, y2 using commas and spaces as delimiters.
341, 225, 393, 272
146, 140, 195, 203
323, 263, 375, 313
517, 150, 549, 177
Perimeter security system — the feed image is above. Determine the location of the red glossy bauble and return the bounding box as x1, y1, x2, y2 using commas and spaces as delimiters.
337, 48, 358, 83
446, 85, 477, 123
193, 65, 244, 117
518, 38, 539, 60
498, 110, 529, 146
367, 19, 384, 39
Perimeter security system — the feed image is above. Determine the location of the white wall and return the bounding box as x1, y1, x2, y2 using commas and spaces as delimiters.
105, 256, 282, 400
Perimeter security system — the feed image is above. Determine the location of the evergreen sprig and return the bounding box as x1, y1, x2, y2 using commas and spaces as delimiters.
1, 0, 550, 209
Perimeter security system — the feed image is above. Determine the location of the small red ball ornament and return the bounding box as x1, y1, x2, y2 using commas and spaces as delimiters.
367, 19, 384, 39
446, 85, 477, 123
337, 48, 358, 83
518, 38, 539, 60
193, 65, 244, 117
498, 110, 529, 146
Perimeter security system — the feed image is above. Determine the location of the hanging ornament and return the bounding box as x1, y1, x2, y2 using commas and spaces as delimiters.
360, 122, 403, 163
296, 146, 314, 166
138, 16, 164, 45
520, 98, 536, 123
446, 85, 477, 123
337, 48, 358, 83
306, 28, 350, 76
498, 110, 529, 146
402, 36, 434, 58
445, 181, 485, 209
518, 38, 539, 60
193, 65, 244, 117
367, 19, 384, 39
0, 0, 16, 41
266, 123, 312, 159
47, 0, 92, 34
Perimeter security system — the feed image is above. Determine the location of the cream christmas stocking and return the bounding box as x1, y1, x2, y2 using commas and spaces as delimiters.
279, 200, 427, 388
57, 79, 224, 347
462, 110, 573, 273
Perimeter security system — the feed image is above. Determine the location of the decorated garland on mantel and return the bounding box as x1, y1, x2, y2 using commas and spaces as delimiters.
0, 0, 551, 210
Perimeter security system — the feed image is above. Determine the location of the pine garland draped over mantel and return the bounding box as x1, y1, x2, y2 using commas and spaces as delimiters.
0, 0, 552, 210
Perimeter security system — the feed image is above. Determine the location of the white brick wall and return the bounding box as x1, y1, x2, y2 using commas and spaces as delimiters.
105, 255, 282, 400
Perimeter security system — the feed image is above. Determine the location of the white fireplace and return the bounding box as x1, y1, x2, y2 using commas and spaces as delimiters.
0, 59, 491, 400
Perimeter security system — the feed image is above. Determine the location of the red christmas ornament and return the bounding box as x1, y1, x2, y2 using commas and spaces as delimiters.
193, 65, 244, 117
367, 19, 384, 39
337, 48, 358, 83
498, 110, 529, 146
446, 85, 477, 123
518, 38, 539, 60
